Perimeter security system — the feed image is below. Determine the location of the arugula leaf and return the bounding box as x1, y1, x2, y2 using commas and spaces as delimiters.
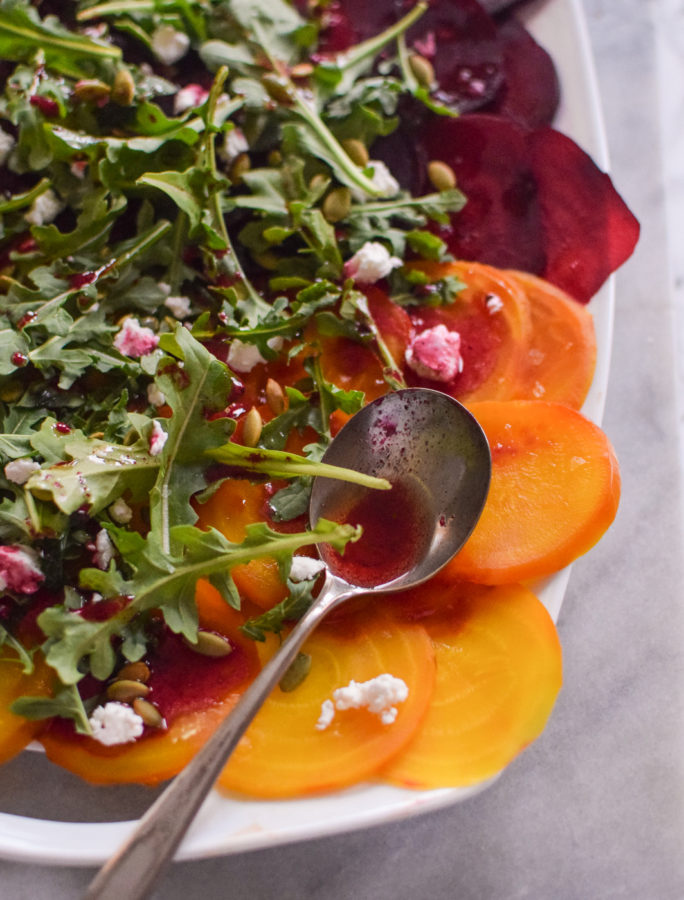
38, 518, 359, 684
147, 325, 235, 552
0, 0, 121, 78
12, 684, 92, 734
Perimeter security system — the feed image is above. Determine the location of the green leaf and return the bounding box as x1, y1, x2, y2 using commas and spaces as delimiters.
0, 0, 121, 78
11, 683, 92, 734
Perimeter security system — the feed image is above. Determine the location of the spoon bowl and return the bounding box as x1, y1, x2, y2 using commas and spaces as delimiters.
85, 388, 491, 900
311, 388, 492, 589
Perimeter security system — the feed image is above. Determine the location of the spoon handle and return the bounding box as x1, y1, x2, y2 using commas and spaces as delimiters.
84, 573, 353, 900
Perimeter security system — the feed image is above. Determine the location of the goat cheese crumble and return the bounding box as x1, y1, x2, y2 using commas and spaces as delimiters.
89, 702, 145, 746
350, 160, 400, 201
24, 189, 63, 226
227, 337, 283, 373
0, 545, 44, 594
316, 674, 409, 730
151, 25, 190, 66
4, 457, 40, 485
149, 420, 168, 457
344, 242, 402, 284
94, 529, 114, 570
289, 556, 326, 583
405, 324, 463, 382
173, 83, 209, 114
113, 317, 160, 358
164, 294, 192, 319
0, 127, 15, 166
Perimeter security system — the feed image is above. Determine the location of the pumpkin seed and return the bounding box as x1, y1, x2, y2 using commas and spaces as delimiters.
242, 406, 263, 447
112, 68, 135, 106
341, 138, 369, 168
409, 54, 435, 89
132, 698, 165, 729
290, 62, 314, 79
106, 679, 150, 702
265, 378, 286, 414
74, 79, 111, 103
116, 661, 150, 684
230, 152, 251, 185
261, 73, 294, 105
279, 652, 312, 692
427, 160, 457, 192
323, 186, 352, 223
184, 631, 234, 658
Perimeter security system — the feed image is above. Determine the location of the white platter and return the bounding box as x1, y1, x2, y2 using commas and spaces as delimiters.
0, 0, 614, 866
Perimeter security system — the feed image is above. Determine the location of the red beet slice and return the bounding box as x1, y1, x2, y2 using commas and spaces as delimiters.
317, 0, 504, 113
484, 18, 560, 126
528, 126, 640, 302
425, 114, 546, 272
423, 114, 639, 303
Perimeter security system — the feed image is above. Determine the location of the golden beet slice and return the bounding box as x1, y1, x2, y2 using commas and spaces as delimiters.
506, 269, 597, 408
218, 606, 435, 798
39, 584, 260, 786
404, 261, 532, 402
444, 400, 620, 584
0, 653, 53, 763
381, 582, 562, 789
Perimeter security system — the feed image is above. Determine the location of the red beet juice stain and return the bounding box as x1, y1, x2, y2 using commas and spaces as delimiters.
326, 481, 431, 588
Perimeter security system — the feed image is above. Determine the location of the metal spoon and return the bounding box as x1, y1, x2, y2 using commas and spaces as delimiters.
84, 388, 491, 900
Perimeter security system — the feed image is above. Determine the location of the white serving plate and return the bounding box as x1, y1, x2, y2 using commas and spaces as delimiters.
0, 0, 614, 865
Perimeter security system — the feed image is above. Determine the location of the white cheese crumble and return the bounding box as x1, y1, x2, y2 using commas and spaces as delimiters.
149, 420, 168, 457
4, 457, 40, 485
109, 497, 133, 524
0, 545, 44, 594
0, 127, 15, 166
227, 337, 283, 373
344, 242, 402, 284
89, 702, 144, 746
150, 24, 190, 66
485, 292, 504, 314
173, 83, 209, 114
220, 127, 249, 165
94, 529, 114, 570
289, 556, 326, 583
405, 324, 464, 382
316, 674, 409, 730
147, 382, 166, 408
113, 317, 160, 357
351, 160, 400, 202
24, 189, 63, 226
164, 294, 192, 319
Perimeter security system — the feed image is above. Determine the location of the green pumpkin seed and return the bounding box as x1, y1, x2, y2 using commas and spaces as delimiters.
341, 138, 369, 168
106, 679, 150, 702
279, 652, 312, 692
409, 54, 435, 89
116, 661, 150, 684
427, 160, 457, 192
323, 186, 352, 223
132, 698, 165, 729
242, 406, 263, 447
185, 631, 234, 658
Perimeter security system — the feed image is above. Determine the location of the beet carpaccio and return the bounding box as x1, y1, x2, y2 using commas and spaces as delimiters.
0, 0, 634, 794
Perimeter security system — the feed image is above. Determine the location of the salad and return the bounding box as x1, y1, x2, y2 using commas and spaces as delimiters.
0, 0, 638, 798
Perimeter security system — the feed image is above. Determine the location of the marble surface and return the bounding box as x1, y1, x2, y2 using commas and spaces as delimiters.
2, 0, 683, 896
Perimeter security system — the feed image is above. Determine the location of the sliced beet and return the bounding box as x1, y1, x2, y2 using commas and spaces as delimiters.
423, 114, 545, 272
528, 126, 640, 302
317, 0, 504, 113
422, 114, 639, 303
484, 18, 560, 127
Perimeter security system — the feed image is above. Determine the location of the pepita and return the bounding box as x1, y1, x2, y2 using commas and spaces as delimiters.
341, 138, 369, 168
106, 679, 150, 703
427, 160, 457, 192
230, 152, 251, 185
290, 62, 314, 79
132, 698, 165, 729
279, 652, 312, 692
111, 68, 135, 106
184, 631, 234, 658
323, 186, 352, 224
408, 54, 435, 89
265, 378, 286, 414
261, 73, 294, 105
242, 406, 263, 447
116, 661, 150, 684
74, 79, 111, 103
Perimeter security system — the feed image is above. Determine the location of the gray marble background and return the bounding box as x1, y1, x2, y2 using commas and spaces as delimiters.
2, 0, 683, 896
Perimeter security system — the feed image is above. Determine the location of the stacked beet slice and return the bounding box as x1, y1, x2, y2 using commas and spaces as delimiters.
319, 0, 639, 303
